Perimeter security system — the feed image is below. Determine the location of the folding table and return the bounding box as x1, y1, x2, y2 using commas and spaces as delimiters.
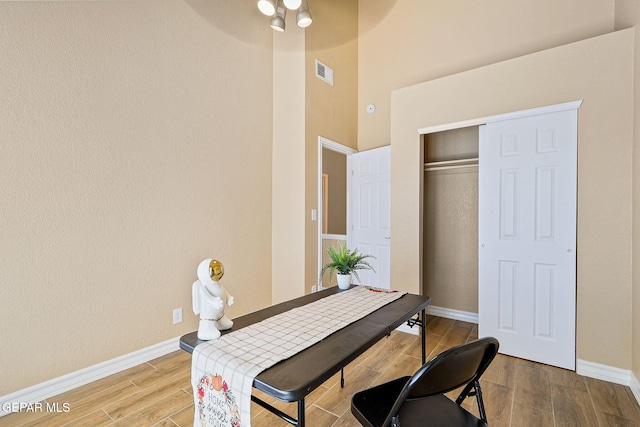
180, 286, 430, 427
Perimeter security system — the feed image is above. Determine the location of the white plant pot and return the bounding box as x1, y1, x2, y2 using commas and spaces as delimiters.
336, 273, 352, 290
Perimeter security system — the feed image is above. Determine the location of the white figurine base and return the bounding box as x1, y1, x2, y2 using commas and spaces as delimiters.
197, 320, 222, 340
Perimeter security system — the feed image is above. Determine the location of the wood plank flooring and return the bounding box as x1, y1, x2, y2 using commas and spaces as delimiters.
2, 316, 639, 426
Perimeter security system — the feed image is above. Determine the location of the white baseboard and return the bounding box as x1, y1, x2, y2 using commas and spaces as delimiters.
576, 359, 631, 386
396, 322, 420, 335
629, 372, 640, 405
395, 305, 479, 336
631, 372, 640, 407
426, 305, 479, 324
577, 359, 640, 407
0, 337, 181, 417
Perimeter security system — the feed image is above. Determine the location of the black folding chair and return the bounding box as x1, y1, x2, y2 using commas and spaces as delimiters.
351, 337, 499, 427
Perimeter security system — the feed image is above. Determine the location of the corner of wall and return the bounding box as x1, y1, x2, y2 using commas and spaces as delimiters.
631, 371, 640, 406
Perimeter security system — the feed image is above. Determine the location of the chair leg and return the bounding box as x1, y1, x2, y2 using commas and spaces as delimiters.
455, 380, 488, 424
473, 380, 487, 423
455, 382, 474, 405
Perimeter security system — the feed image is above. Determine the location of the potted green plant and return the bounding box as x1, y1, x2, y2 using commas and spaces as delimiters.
319, 244, 376, 290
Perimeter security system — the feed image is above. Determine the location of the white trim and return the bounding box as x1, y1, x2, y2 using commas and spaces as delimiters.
317, 136, 357, 291
0, 337, 180, 417
319, 136, 357, 156
484, 100, 583, 124
426, 305, 479, 324
576, 359, 631, 386
395, 305, 479, 335
631, 372, 640, 407
417, 100, 582, 135
321, 233, 347, 241
418, 118, 486, 135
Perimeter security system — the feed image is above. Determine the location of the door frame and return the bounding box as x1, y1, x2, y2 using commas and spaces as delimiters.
317, 136, 357, 290
417, 101, 582, 135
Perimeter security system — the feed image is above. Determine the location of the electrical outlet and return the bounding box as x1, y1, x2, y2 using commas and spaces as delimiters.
311, 285, 317, 293
173, 308, 182, 325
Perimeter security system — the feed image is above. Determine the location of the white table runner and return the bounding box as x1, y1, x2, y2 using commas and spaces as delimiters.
191, 286, 406, 427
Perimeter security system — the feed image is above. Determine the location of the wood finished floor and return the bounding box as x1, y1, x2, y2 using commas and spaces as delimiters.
2, 316, 640, 426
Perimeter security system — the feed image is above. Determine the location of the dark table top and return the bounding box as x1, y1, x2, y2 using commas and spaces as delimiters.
180, 285, 430, 402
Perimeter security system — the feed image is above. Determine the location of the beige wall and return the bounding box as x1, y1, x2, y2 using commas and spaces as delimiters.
358, 0, 615, 150
633, 12, 640, 398
423, 168, 478, 312
272, 24, 306, 303
391, 29, 634, 370
615, 0, 640, 387
303, 0, 358, 294
0, 1, 273, 395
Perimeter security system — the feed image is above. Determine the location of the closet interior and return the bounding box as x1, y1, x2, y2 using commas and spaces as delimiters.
423, 126, 480, 315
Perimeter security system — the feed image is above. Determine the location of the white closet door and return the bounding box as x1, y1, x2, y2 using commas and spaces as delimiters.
348, 146, 391, 288
479, 107, 577, 370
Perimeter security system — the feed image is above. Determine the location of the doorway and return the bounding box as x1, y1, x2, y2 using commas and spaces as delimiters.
423, 126, 480, 321
317, 137, 356, 290
420, 101, 580, 370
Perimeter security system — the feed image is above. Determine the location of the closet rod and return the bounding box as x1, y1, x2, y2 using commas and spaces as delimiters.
424, 157, 479, 172
424, 164, 479, 172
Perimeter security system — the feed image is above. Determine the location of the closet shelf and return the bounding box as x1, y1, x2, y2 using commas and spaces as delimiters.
424, 157, 479, 172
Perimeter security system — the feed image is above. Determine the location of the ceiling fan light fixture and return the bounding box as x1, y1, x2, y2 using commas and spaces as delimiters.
263, 0, 312, 31
257, 0, 276, 16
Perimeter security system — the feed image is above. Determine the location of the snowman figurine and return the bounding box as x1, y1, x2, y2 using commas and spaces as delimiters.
192, 259, 234, 340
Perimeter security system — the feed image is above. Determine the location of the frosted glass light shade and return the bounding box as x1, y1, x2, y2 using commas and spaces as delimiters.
270, 15, 285, 31
270, 4, 286, 32
257, 0, 276, 16
296, 9, 312, 28
283, 0, 302, 10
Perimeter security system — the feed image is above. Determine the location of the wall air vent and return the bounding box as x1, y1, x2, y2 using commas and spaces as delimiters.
315, 59, 334, 86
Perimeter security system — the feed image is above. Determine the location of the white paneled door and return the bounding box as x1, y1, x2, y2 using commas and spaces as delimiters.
348, 146, 391, 289
479, 106, 577, 370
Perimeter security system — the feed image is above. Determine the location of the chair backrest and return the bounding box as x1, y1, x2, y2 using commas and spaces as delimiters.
383, 337, 499, 425
407, 336, 499, 398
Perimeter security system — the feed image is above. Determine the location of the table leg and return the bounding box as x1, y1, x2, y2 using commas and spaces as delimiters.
421, 308, 426, 364
297, 398, 305, 427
